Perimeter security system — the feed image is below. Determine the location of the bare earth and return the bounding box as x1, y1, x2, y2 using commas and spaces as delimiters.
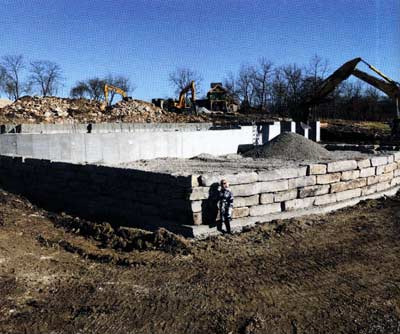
1, 188, 400, 333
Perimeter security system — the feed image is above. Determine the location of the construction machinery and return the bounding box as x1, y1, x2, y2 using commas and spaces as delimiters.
104, 84, 130, 106
175, 80, 196, 111
300, 57, 400, 133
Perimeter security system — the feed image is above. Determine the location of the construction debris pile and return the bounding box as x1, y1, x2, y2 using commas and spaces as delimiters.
0, 96, 208, 124
244, 132, 332, 160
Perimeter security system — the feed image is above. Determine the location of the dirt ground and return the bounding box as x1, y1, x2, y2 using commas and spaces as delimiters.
1, 189, 400, 333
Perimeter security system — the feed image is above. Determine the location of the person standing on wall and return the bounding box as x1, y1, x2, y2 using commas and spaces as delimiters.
219, 179, 234, 234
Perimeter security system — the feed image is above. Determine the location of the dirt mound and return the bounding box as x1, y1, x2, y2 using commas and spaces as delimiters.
50, 214, 191, 254
0, 96, 208, 124
244, 132, 332, 160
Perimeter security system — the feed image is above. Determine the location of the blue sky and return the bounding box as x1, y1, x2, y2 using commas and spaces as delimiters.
0, 0, 399, 101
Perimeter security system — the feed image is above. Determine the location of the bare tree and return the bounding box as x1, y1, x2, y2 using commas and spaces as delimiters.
0, 55, 27, 100
253, 58, 273, 112
70, 81, 89, 99
70, 75, 135, 103
29, 60, 63, 97
168, 67, 202, 96
236, 64, 257, 110
223, 72, 239, 99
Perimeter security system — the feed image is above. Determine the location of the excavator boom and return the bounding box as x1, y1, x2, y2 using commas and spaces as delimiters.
104, 84, 128, 106
176, 81, 196, 109
301, 57, 400, 121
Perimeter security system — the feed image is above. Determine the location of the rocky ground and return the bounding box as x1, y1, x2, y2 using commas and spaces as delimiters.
1, 189, 400, 333
0, 96, 283, 125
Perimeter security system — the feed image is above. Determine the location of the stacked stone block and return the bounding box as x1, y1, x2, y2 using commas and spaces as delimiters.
188, 152, 400, 227
0, 152, 400, 238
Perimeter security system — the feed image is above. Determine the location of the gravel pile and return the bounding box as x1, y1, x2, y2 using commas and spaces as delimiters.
244, 132, 332, 160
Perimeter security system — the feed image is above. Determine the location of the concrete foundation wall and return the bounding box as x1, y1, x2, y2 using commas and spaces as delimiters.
0, 122, 321, 163
0, 151, 399, 238
0, 127, 254, 163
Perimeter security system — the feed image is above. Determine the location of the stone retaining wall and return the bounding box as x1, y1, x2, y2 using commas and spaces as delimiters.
0, 152, 399, 238
188, 152, 400, 236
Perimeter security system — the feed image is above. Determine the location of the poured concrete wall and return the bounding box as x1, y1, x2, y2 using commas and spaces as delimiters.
1, 122, 214, 134
0, 127, 254, 163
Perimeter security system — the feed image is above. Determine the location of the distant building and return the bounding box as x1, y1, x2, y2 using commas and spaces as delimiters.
196, 83, 239, 112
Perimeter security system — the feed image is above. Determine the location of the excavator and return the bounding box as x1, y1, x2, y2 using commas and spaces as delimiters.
171, 80, 196, 112
300, 57, 400, 134
103, 84, 131, 107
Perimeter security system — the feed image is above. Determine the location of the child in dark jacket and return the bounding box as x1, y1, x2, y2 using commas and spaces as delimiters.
219, 179, 234, 234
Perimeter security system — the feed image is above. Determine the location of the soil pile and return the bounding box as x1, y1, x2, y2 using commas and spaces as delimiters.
0, 96, 208, 124
244, 131, 332, 160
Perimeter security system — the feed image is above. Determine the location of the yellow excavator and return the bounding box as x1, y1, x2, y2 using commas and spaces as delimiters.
103, 84, 130, 106
300, 57, 400, 132
175, 80, 196, 110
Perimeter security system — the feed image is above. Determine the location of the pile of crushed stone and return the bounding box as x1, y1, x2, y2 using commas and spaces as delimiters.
244, 132, 332, 160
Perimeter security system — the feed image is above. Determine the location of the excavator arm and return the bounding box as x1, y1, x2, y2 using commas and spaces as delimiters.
176, 81, 196, 109
301, 57, 400, 121
104, 84, 128, 106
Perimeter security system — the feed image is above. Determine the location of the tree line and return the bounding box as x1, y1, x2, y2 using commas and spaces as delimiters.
0, 54, 396, 121
0, 54, 134, 105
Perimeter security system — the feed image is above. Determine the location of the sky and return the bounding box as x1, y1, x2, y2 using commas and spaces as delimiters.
0, 0, 399, 101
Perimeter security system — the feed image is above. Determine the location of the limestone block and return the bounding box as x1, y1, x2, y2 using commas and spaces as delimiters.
336, 188, 361, 201
258, 179, 289, 193
341, 170, 360, 181
391, 177, 400, 187
249, 203, 281, 216
298, 184, 330, 198
200, 172, 258, 187
230, 183, 260, 197
395, 168, 400, 177
192, 212, 202, 225
232, 207, 250, 219
393, 152, 400, 161
316, 173, 341, 184
376, 162, 397, 175
235, 195, 259, 207
371, 156, 388, 167
191, 201, 202, 213
189, 187, 209, 200
260, 193, 274, 204
377, 181, 391, 192
307, 164, 327, 175
361, 184, 378, 196
330, 178, 367, 193
357, 159, 371, 169
388, 155, 394, 163
257, 167, 307, 182
314, 193, 337, 206
367, 172, 393, 185
288, 175, 316, 189
327, 160, 357, 173
274, 189, 298, 202
190, 175, 201, 187
359, 167, 376, 178
284, 197, 315, 211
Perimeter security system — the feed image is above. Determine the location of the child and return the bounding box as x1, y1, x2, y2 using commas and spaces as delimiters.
219, 179, 234, 234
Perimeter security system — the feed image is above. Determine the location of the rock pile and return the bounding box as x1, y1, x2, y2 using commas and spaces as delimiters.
0, 96, 208, 124
244, 132, 332, 160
